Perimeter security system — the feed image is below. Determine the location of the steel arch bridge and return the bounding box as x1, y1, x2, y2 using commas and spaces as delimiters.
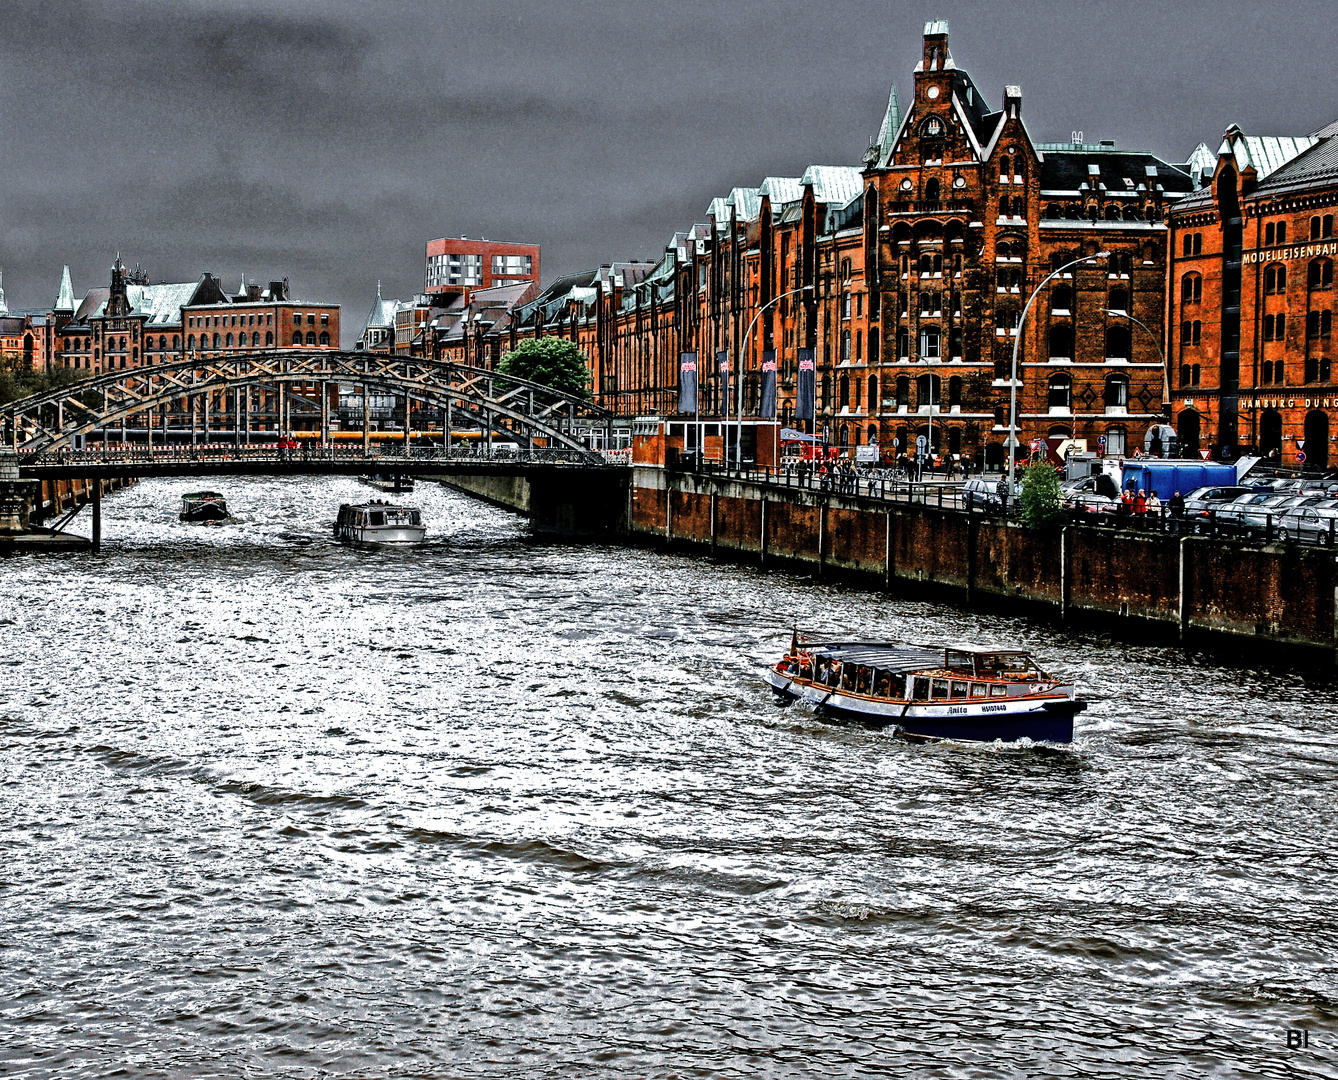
1, 350, 609, 458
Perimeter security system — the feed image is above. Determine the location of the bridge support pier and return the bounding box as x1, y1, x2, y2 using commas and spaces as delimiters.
91, 482, 101, 554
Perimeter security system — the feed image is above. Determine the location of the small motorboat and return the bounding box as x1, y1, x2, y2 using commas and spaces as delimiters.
179, 491, 231, 524
359, 473, 415, 494
765, 634, 1086, 744
334, 500, 426, 544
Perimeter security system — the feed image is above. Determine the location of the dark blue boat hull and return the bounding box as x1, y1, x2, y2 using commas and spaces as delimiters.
803, 694, 1083, 744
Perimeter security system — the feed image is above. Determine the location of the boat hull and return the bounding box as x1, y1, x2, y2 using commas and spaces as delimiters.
765, 669, 1082, 744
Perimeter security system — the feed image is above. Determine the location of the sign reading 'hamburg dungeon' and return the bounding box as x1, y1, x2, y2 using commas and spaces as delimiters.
678, 352, 697, 414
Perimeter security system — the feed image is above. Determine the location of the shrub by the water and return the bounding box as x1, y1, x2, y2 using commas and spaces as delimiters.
1019, 462, 1064, 529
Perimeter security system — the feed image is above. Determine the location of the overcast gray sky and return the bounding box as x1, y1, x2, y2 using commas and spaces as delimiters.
3, 0, 1335, 345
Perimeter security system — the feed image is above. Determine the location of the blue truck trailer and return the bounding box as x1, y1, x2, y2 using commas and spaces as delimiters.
1120, 459, 1259, 500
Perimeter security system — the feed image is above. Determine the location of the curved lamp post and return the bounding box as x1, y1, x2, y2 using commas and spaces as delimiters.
1006, 251, 1110, 478
1104, 306, 1170, 419
734, 283, 813, 468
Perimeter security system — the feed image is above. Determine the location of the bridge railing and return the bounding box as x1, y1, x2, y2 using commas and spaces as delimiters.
17, 444, 616, 468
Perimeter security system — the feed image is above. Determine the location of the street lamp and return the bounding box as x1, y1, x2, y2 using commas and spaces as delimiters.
1104, 307, 1170, 417
1006, 251, 1110, 478
733, 283, 814, 468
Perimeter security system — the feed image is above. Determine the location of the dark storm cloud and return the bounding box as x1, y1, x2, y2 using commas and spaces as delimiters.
2, 0, 1335, 341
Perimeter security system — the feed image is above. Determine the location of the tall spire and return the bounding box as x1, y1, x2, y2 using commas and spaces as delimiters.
876, 83, 901, 166
55, 265, 75, 312
0, 268, 7, 316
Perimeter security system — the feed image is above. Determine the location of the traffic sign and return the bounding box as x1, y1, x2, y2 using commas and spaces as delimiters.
1097, 435, 1107, 449
1298, 450, 1308, 464
916, 435, 927, 451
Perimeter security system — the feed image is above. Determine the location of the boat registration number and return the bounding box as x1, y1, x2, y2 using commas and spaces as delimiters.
982, 704, 1007, 713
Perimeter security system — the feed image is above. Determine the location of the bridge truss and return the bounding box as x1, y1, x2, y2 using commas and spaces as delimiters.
2, 350, 610, 458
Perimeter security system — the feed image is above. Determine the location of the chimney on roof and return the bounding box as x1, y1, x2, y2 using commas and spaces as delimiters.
922, 20, 949, 70
268, 279, 288, 301
1004, 85, 1022, 119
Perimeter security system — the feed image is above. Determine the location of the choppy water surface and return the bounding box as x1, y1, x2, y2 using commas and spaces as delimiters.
2, 475, 1337, 1078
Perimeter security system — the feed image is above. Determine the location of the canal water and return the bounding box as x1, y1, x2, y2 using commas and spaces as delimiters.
2, 475, 1336, 1078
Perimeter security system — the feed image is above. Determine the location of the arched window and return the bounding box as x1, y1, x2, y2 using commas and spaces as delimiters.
1046, 203, 1063, 219
1051, 285, 1073, 312
919, 325, 941, 359
187, 334, 195, 349
292, 332, 303, 346
1109, 253, 1132, 275
1264, 313, 1287, 341
995, 307, 1019, 332
306, 331, 317, 345
838, 424, 850, 447
915, 374, 941, 408
1049, 324, 1074, 359
319, 332, 330, 346
868, 375, 878, 412
1012, 196, 1024, 218
172, 335, 180, 349
840, 257, 852, 281
1047, 373, 1071, 411
1104, 373, 1130, 409
1264, 264, 1287, 294
897, 329, 909, 358
131, 347, 138, 362
1105, 325, 1132, 359
1105, 205, 1120, 221
1108, 288, 1129, 313
924, 178, 941, 202
1306, 310, 1333, 338
839, 373, 850, 408
948, 327, 962, 358
948, 375, 962, 407
1308, 258, 1334, 290
212, 333, 220, 349
820, 374, 830, 410
265, 331, 274, 346
840, 330, 851, 361
945, 220, 964, 244
226, 333, 234, 346
119, 336, 126, 350
867, 424, 878, 445
1181, 273, 1202, 304
896, 376, 910, 407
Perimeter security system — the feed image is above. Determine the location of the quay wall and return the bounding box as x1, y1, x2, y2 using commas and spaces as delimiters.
627, 467, 1338, 661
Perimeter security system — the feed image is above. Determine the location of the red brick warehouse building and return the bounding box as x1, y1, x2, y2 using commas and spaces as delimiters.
1168, 123, 1338, 465
863, 21, 1195, 465
488, 22, 1198, 464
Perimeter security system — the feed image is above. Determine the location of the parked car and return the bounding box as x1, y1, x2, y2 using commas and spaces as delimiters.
1060, 473, 1120, 514
1215, 493, 1323, 536
1278, 501, 1338, 543
962, 476, 1017, 511
1181, 485, 1268, 519
1212, 491, 1283, 533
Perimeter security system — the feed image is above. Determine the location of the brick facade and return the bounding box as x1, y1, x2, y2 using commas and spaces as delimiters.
1168, 123, 1338, 466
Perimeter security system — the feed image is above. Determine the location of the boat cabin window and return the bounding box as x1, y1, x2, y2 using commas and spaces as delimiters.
944, 649, 975, 672
370, 511, 386, 526
951, 681, 969, 698
989, 683, 1008, 697
912, 677, 929, 700
978, 652, 1040, 677
410, 511, 422, 525
970, 683, 987, 698
930, 679, 950, 700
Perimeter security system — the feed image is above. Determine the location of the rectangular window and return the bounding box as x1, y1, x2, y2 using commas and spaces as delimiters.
989, 684, 1008, 697
491, 254, 533, 277
1264, 314, 1275, 341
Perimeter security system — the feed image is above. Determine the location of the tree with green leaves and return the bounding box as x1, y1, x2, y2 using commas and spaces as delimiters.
497, 338, 590, 400
1019, 462, 1064, 529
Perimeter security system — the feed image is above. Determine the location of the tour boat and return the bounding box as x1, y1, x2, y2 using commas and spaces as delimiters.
359, 473, 415, 494
179, 491, 231, 524
334, 501, 427, 544
765, 635, 1086, 744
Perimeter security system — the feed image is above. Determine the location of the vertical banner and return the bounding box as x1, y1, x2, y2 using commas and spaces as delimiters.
717, 350, 730, 416
795, 348, 815, 420
760, 350, 777, 418
678, 352, 698, 415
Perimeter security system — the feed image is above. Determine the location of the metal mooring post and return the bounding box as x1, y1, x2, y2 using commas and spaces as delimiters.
91, 481, 102, 554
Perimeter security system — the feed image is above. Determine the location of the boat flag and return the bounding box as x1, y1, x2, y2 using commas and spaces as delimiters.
760, 350, 777, 417
678, 352, 698, 414
789, 627, 798, 655
795, 348, 815, 419
717, 350, 729, 416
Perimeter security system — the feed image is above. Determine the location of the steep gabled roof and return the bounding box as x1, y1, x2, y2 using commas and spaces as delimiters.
802, 165, 863, 207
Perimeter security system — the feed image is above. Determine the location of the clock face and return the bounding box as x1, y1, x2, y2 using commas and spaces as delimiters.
927, 85, 940, 99
900, 179, 913, 191
954, 176, 966, 189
